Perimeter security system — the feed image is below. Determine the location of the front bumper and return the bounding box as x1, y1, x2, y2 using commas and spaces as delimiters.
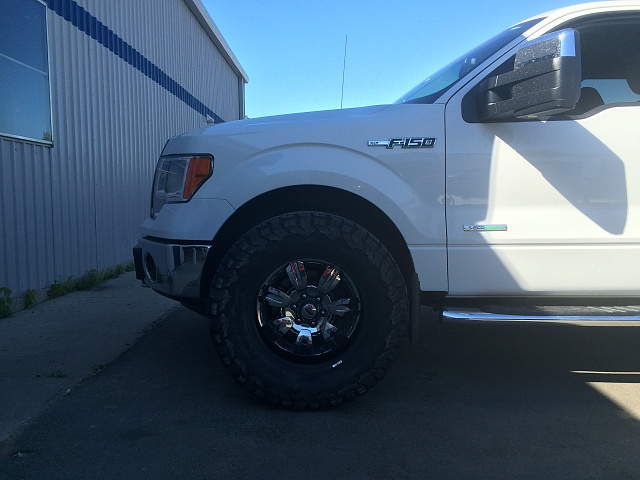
133, 238, 210, 299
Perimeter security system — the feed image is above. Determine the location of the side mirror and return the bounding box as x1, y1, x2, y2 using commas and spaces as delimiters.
477, 29, 581, 120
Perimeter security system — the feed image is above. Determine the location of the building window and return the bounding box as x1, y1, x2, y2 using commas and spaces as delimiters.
0, 0, 52, 143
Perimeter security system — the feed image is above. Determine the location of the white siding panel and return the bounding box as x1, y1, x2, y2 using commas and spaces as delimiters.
0, 0, 244, 297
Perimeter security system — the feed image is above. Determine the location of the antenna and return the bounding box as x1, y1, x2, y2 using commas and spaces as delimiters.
341, 35, 348, 109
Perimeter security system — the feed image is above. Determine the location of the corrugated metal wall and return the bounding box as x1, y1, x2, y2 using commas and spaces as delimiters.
0, 139, 56, 295
0, 0, 244, 297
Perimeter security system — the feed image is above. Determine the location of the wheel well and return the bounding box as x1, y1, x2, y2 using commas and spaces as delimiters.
199, 185, 416, 299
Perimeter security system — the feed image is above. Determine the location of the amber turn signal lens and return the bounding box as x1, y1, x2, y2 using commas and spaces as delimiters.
183, 157, 213, 200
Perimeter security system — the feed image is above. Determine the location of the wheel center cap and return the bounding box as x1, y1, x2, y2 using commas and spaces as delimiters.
300, 303, 318, 320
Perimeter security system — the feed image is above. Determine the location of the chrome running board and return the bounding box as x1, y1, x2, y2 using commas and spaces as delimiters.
443, 306, 640, 322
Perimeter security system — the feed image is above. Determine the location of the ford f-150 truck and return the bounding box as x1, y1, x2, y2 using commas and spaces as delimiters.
133, 2, 640, 409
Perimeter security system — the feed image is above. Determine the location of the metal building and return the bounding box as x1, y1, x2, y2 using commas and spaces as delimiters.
0, 0, 247, 302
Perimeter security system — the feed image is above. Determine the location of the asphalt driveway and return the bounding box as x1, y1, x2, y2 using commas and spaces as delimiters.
2, 304, 639, 479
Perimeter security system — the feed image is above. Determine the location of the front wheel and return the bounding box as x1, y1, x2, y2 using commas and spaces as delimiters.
208, 212, 409, 409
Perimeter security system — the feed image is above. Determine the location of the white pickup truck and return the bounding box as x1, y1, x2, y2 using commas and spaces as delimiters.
133, 1, 640, 408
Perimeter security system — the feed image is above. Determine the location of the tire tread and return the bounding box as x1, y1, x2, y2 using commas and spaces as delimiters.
208, 212, 408, 410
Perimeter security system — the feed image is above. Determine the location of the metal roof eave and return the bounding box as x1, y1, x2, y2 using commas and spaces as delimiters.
184, 0, 249, 84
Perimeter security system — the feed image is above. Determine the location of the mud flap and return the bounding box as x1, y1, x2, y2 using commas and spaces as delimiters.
410, 272, 420, 343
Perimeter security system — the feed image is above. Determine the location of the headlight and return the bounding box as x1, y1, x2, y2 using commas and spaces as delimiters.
151, 155, 213, 217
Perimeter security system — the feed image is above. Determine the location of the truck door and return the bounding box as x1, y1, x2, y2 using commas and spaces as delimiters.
444, 14, 640, 297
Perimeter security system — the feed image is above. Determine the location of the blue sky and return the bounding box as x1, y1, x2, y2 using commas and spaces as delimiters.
201, 0, 587, 118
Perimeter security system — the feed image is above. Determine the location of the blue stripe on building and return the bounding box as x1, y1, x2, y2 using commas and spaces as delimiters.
46, 0, 225, 124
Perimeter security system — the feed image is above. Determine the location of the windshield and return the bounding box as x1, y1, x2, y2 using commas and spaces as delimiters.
396, 18, 543, 104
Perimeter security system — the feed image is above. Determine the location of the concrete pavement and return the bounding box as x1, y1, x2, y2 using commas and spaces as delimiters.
0, 272, 178, 443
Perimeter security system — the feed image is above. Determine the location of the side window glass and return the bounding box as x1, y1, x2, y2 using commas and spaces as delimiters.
565, 17, 640, 117
0, 0, 52, 143
581, 79, 640, 103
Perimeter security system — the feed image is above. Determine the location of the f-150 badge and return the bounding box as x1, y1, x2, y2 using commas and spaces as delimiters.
368, 137, 436, 149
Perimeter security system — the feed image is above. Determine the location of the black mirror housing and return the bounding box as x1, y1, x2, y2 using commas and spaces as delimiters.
477, 29, 581, 120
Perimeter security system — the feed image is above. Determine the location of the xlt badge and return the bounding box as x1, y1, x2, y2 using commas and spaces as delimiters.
368, 137, 436, 149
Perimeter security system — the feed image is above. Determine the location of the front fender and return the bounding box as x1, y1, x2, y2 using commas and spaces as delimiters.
215, 145, 438, 241
201, 144, 448, 291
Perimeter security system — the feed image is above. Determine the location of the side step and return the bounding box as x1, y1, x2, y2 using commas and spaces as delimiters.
442, 305, 640, 322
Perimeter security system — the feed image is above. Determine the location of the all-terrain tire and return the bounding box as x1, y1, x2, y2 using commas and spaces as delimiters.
208, 211, 409, 409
